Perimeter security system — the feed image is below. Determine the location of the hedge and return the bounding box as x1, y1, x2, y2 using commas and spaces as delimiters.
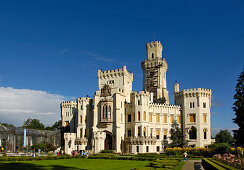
209, 158, 239, 170
202, 158, 239, 170
0, 155, 84, 161
202, 158, 225, 170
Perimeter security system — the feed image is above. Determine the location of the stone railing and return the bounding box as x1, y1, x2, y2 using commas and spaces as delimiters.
125, 136, 157, 145
75, 138, 88, 145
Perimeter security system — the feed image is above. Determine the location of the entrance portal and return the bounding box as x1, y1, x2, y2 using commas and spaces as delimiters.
104, 132, 113, 150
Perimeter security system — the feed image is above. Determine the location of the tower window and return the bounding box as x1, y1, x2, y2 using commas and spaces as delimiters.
143, 127, 146, 136
138, 127, 141, 137
143, 111, 146, 121
128, 114, 131, 122
152, 53, 154, 59
203, 114, 207, 123
203, 102, 206, 108
163, 130, 167, 139
156, 129, 160, 139
128, 129, 131, 137
149, 113, 152, 122
108, 106, 111, 119
203, 129, 207, 139
189, 114, 196, 122
190, 102, 195, 108
138, 111, 141, 121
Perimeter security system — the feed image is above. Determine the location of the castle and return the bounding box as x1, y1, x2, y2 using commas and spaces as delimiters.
61, 41, 212, 154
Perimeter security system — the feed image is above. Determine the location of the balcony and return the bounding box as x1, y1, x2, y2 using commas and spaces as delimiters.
75, 138, 88, 145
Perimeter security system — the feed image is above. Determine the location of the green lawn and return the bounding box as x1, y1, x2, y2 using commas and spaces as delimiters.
0, 158, 150, 170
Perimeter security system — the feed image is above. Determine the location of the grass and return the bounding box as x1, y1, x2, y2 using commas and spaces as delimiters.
0, 158, 150, 170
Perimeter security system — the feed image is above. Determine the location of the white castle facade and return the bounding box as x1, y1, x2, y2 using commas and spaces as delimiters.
61, 41, 212, 154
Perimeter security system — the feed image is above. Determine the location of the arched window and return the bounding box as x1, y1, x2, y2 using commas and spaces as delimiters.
103, 105, 105, 119
138, 111, 140, 121
105, 105, 107, 119
108, 105, 111, 119
203, 129, 207, 139
138, 127, 141, 137
152, 53, 154, 59
189, 126, 197, 139
143, 127, 146, 136
143, 111, 146, 121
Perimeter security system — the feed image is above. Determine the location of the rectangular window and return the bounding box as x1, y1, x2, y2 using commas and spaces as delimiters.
156, 129, 160, 139
170, 115, 174, 123
128, 129, 131, 137
146, 146, 149, 152
150, 128, 153, 137
156, 114, 160, 123
65, 121, 69, 126
84, 129, 87, 137
163, 115, 167, 123
137, 146, 139, 153
81, 104, 83, 110
128, 114, 131, 122
203, 114, 207, 123
163, 130, 167, 139
143, 112, 146, 121
149, 113, 152, 122
157, 146, 160, 152
203, 102, 206, 108
80, 116, 82, 123
193, 102, 195, 108
177, 115, 181, 124
190, 114, 196, 122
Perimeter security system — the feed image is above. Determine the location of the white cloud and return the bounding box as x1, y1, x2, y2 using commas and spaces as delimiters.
0, 87, 70, 127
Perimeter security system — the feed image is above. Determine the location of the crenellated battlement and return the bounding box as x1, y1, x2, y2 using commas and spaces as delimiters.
61, 101, 77, 108
175, 88, 211, 98
149, 102, 181, 109
77, 97, 91, 103
146, 41, 163, 49
97, 66, 133, 80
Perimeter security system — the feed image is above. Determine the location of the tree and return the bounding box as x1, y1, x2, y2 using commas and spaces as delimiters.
215, 130, 235, 145
45, 120, 61, 131
22, 118, 45, 130
169, 120, 184, 147
233, 69, 244, 147
0, 123, 15, 128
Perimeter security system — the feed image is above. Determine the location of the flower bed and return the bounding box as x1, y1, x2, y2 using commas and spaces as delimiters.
213, 153, 243, 169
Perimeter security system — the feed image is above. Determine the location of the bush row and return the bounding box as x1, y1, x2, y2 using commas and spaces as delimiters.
202, 158, 239, 170
0, 155, 87, 161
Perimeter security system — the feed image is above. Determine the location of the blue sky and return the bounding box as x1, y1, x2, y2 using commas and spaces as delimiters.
0, 0, 243, 136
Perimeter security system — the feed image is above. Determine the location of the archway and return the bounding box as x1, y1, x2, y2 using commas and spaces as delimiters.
104, 132, 113, 150
189, 126, 197, 139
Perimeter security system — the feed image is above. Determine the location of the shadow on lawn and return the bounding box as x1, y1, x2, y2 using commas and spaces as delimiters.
0, 162, 87, 170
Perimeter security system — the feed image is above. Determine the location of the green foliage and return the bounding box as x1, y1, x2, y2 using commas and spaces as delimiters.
100, 150, 114, 153
169, 120, 184, 147
0, 123, 15, 128
45, 120, 61, 131
31, 143, 57, 151
202, 158, 226, 170
22, 118, 45, 130
208, 143, 231, 155
215, 130, 235, 145
233, 69, 244, 147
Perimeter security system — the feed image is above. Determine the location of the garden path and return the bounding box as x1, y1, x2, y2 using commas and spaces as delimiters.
182, 160, 204, 170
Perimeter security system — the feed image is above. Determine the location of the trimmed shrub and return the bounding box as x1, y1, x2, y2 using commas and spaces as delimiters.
100, 150, 114, 153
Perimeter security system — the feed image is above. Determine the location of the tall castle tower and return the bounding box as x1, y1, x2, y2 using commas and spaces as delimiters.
141, 41, 169, 104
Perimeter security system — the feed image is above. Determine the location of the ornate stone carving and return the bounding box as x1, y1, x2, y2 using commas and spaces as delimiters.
101, 84, 111, 97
